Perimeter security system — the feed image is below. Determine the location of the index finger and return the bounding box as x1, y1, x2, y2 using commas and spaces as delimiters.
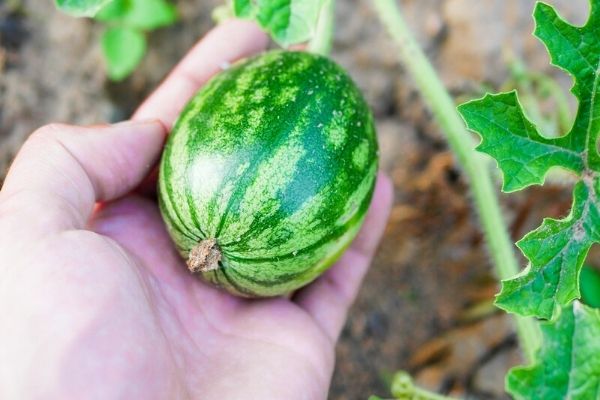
133, 19, 269, 128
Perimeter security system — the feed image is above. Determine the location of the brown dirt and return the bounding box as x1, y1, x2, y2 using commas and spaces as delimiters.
0, 0, 593, 399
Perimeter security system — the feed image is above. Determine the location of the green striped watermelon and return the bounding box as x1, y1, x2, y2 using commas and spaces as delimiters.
158, 50, 378, 297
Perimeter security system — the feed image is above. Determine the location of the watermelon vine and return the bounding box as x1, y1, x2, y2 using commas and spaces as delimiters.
373, 0, 542, 365
459, 0, 600, 321
374, 0, 600, 398
458, 0, 600, 398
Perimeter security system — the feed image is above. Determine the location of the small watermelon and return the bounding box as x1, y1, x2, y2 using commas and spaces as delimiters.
158, 50, 378, 297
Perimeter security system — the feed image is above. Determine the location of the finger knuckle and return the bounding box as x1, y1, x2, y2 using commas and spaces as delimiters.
24, 124, 81, 158
32, 123, 90, 152
30, 123, 73, 141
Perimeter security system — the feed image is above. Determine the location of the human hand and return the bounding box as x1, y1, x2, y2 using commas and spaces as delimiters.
0, 20, 393, 400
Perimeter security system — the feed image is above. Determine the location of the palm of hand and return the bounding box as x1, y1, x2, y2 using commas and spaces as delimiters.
85, 196, 334, 399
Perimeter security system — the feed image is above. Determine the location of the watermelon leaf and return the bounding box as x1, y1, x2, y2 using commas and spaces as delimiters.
232, 0, 326, 47
101, 26, 146, 81
507, 302, 600, 400
496, 181, 600, 319
458, 0, 600, 320
96, 0, 177, 30
233, 0, 255, 18
95, 0, 132, 20
458, 91, 583, 193
55, 0, 114, 17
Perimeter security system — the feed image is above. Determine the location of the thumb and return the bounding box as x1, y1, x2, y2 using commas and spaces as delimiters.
0, 120, 166, 231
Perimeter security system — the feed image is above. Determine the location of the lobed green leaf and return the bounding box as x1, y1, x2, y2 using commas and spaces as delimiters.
232, 0, 325, 47
101, 26, 146, 81
496, 181, 600, 319
457, 91, 583, 192
458, 0, 600, 320
533, 1, 600, 170
233, 0, 255, 18
507, 302, 600, 400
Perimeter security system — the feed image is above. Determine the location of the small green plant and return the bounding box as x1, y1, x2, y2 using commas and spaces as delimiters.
55, 0, 332, 79
55, 0, 177, 80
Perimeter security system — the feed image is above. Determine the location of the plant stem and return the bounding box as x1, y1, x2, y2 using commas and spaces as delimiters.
372, 0, 541, 362
391, 371, 458, 400
308, 0, 335, 55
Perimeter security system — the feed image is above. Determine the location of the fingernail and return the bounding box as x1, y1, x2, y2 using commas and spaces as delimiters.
112, 119, 168, 137
112, 118, 163, 128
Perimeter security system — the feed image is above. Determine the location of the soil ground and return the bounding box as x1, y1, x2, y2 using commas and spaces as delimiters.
0, 0, 594, 398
